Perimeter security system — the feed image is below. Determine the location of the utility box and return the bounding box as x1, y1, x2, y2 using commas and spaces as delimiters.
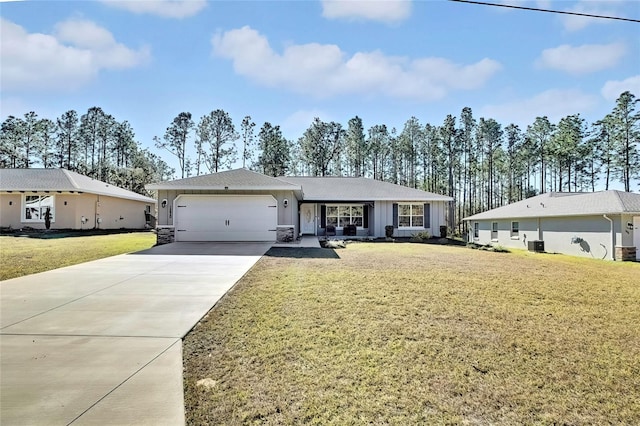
528, 240, 545, 253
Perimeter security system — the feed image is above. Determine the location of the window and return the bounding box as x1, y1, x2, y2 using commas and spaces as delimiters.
398, 204, 423, 228
326, 205, 364, 228
511, 221, 519, 238
23, 195, 55, 222
473, 222, 479, 238
491, 222, 498, 240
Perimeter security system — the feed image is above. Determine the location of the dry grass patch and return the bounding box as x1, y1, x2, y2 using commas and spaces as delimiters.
183, 243, 640, 425
0, 232, 156, 280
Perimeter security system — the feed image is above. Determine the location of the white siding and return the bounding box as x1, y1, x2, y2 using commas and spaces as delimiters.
374, 200, 448, 238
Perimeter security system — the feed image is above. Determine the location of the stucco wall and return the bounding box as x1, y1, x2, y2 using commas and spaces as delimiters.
620, 214, 636, 246
0, 194, 21, 228
374, 200, 448, 238
155, 189, 298, 236
0, 192, 153, 230
469, 214, 630, 260
471, 218, 538, 251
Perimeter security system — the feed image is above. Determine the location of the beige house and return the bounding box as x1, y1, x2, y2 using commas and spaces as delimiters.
146, 168, 453, 244
465, 191, 640, 261
0, 169, 156, 230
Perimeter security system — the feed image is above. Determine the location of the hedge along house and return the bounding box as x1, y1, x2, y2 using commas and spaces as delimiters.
0, 169, 156, 231
464, 191, 640, 261
146, 168, 453, 244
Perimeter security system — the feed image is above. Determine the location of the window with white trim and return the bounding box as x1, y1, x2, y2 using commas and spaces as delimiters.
398, 203, 423, 228
23, 194, 55, 222
511, 221, 519, 238
491, 222, 498, 240
473, 222, 479, 238
326, 205, 364, 228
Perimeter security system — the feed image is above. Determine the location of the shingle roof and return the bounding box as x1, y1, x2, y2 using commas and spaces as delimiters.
0, 169, 155, 203
464, 191, 640, 221
146, 168, 301, 191
278, 176, 454, 202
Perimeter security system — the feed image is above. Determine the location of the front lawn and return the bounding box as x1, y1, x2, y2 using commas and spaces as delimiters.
0, 232, 156, 280
183, 243, 640, 424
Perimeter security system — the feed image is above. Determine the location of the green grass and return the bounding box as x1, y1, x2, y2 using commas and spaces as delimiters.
0, 232, 156, 280
183, 243, 640, 425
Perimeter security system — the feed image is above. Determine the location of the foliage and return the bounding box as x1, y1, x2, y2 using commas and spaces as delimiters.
299, 118, 344, 176
240, 115, 256, 169
155, 111, 193, 179
2, 91, 637, 222
0, 109, 173, 196
195, 109, 238, 174
256, 122, 290, 177
410, 230, 432, 242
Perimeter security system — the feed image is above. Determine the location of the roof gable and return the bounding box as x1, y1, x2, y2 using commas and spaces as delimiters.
146, 168, 301, 191
0, 168, 155, 203
464, 190, 640, 221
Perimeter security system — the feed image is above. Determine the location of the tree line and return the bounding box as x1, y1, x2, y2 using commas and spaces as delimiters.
0, 107, 174, 194
2, 91, 638, 231
152, 91, 639, 232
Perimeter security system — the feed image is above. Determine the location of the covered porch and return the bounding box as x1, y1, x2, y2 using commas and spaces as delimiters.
299, 202, 373, 238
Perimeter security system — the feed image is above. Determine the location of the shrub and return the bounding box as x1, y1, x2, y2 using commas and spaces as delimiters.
410, 231, 432, 242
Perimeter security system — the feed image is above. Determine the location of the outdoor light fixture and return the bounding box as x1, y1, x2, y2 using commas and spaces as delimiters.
283, 199, 289, 208
161, 199, 167, 208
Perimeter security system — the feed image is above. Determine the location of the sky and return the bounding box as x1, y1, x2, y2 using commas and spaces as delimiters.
1, 0, 639, 182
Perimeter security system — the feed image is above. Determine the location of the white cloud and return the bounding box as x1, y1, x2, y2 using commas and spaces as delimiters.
0, 18, 150, 92
101, 0, 206, 19
211, 26, 501, 100
601, 76, 640, 102
561, 0, 626, 32
480, 89, 599, 126
536, 42, 626, 75
321, 0, 411, 23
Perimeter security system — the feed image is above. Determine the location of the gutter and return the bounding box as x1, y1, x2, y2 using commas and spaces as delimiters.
603, 214, 614, 260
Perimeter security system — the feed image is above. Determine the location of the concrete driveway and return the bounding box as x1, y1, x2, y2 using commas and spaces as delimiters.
0, 242, 271, 425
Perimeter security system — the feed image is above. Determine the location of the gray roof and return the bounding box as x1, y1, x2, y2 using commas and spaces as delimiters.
146, 169, 452, 201
464, 191, 640, 221
0, 168, 155, 203
146, 168, 302, 191
279, 176, 454, 202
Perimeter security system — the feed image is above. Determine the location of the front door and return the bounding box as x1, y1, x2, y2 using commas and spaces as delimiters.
300, 204, 316, 235
634, 216, 640, 260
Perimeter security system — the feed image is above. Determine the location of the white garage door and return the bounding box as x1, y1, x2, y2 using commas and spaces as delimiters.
174, 195, 277, 242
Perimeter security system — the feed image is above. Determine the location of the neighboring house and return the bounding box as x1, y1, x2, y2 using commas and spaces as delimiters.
145, 168, 453, 244
0, 169, 156, 230
464, 191, 640, 261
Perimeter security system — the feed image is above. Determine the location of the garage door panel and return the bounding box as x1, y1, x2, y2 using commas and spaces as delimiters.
174, 195, 277, 242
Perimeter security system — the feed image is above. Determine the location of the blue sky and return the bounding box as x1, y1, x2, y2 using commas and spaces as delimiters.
1, 0, 638, 178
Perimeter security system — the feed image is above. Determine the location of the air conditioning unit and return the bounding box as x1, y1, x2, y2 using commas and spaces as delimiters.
527, 240, 545, 253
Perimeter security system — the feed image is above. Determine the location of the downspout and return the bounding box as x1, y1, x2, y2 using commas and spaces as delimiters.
537, 217, 542, 241
603, 214, 614, 260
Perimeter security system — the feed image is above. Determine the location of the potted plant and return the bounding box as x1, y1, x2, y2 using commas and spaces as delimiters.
44, 207, 51, 230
